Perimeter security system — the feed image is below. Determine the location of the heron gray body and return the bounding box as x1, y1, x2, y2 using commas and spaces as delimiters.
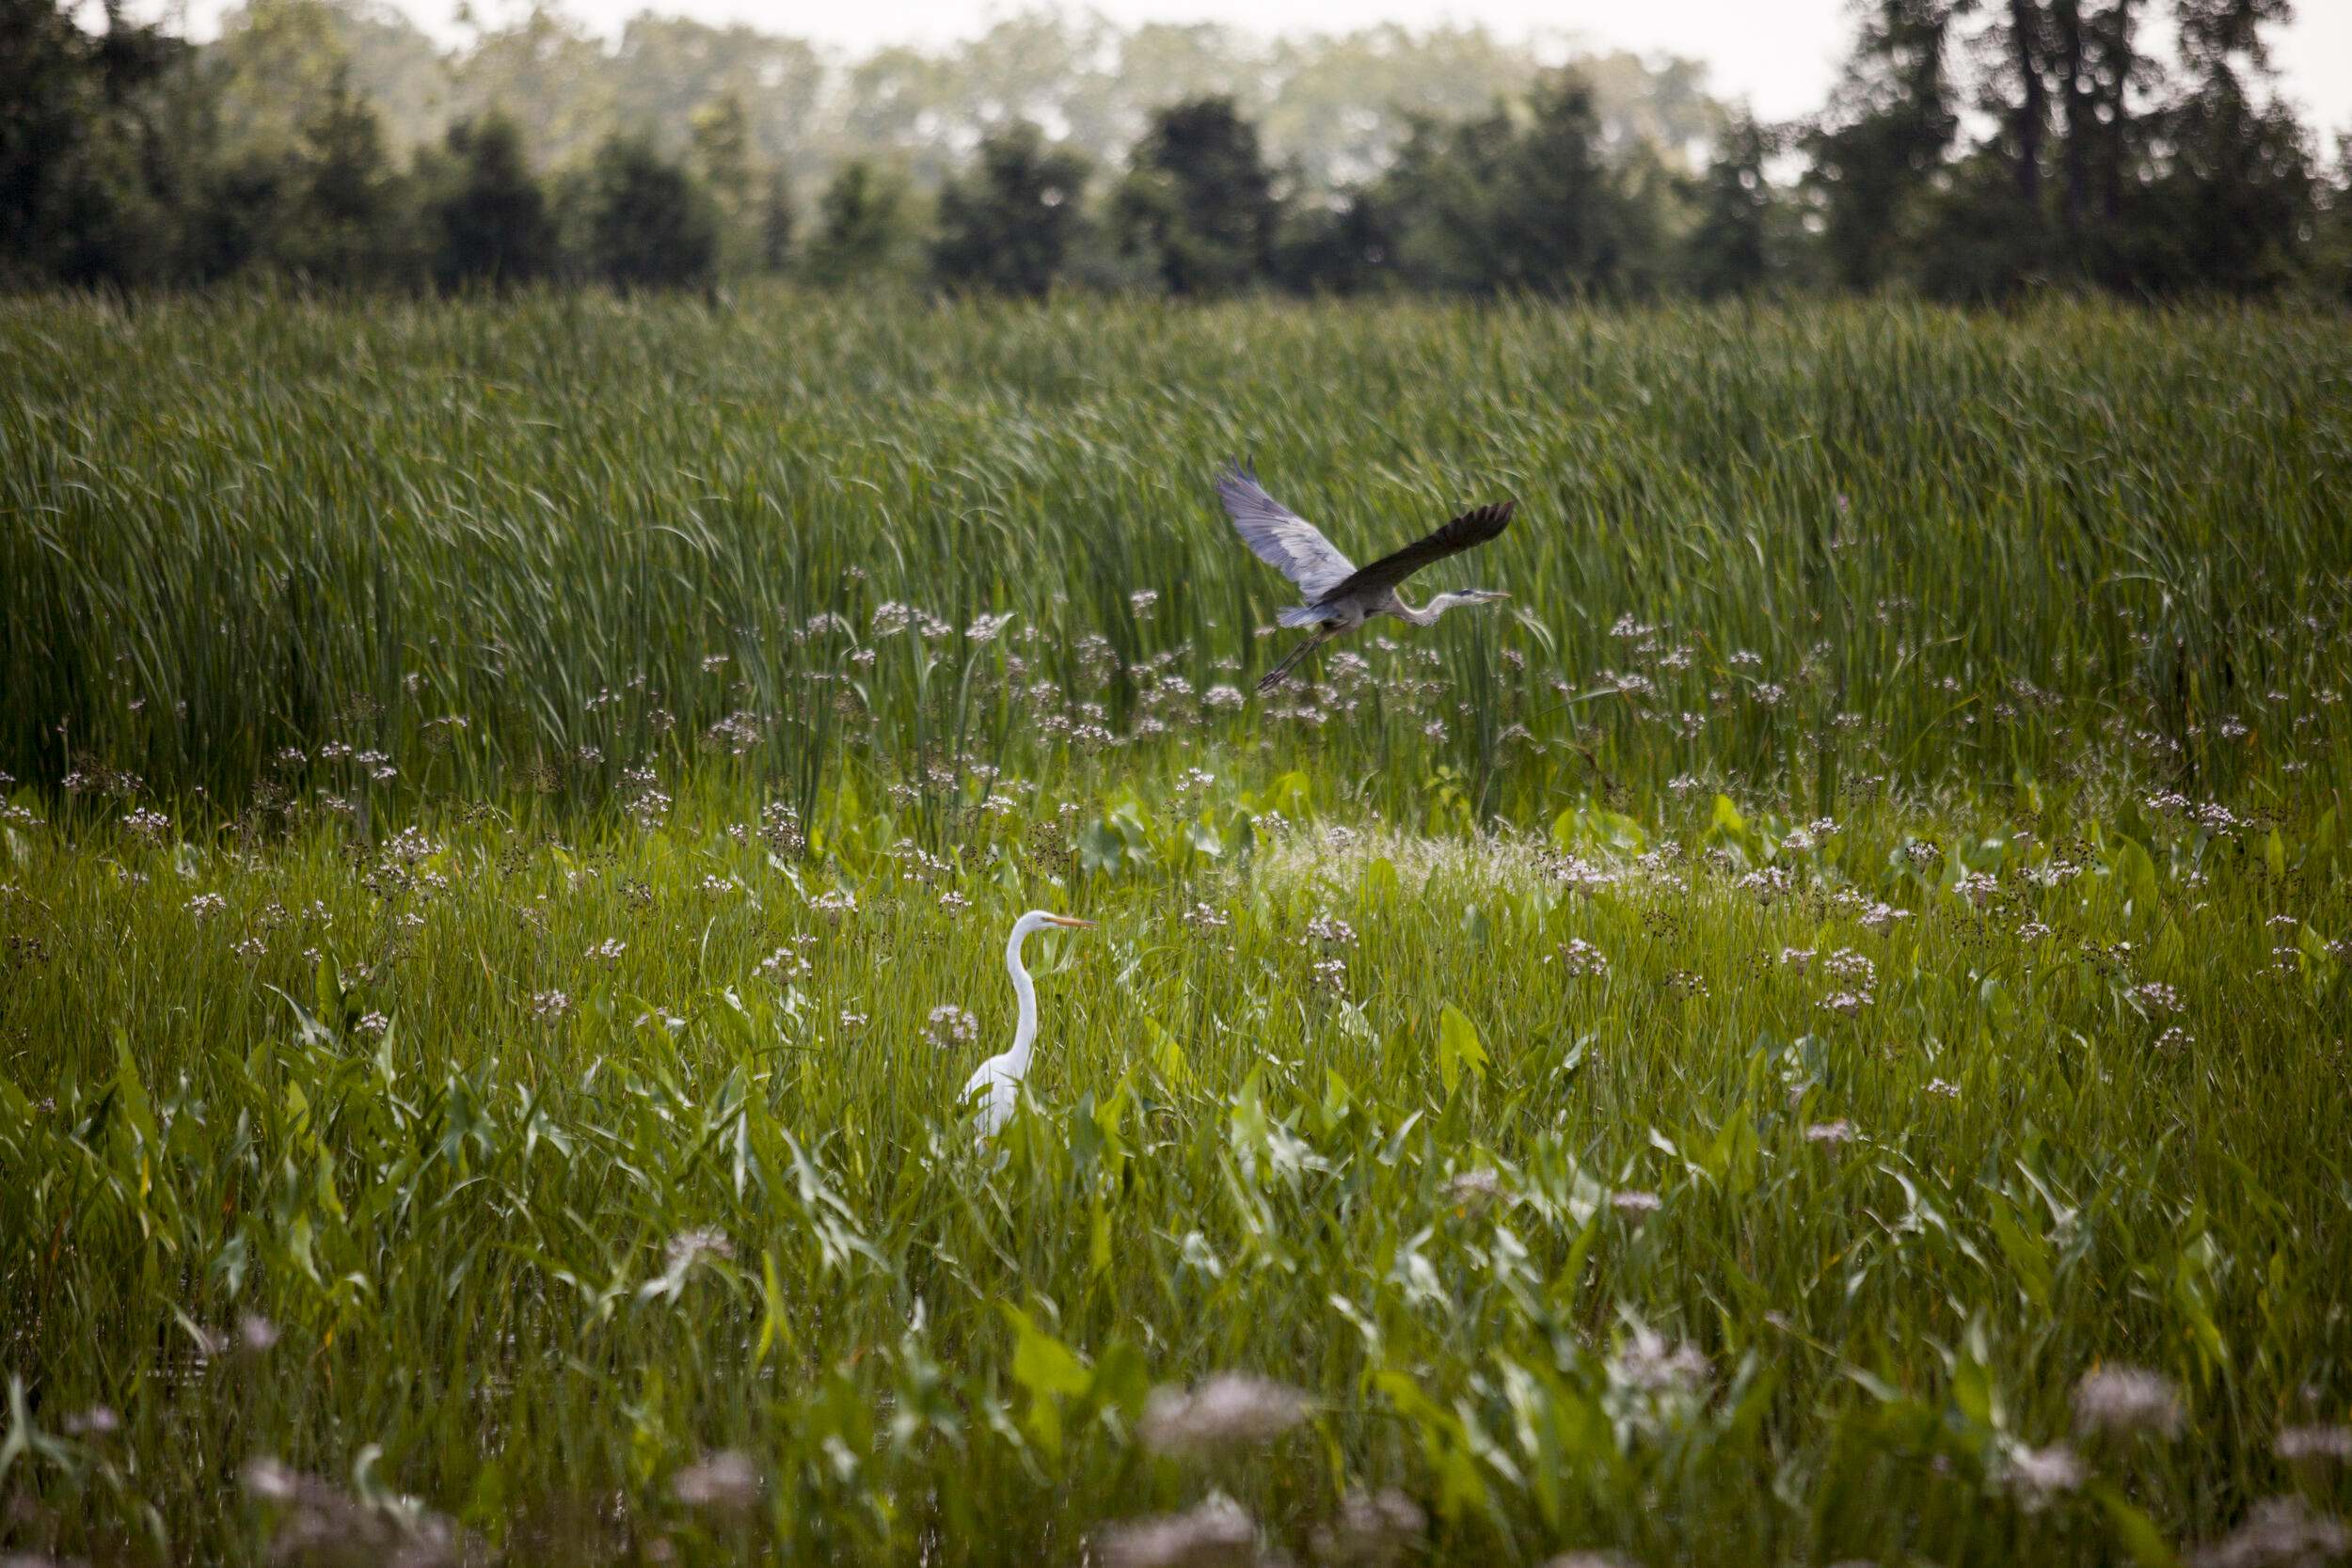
1216, 465, 1517, 691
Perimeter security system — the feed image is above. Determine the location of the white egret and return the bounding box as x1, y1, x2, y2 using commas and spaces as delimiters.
961, 910, 1096, 1141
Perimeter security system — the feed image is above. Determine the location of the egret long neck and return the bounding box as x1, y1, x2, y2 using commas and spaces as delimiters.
1004, 924, 1039, 1075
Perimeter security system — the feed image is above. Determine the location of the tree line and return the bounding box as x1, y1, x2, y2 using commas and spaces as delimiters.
4, 0, 2346, 302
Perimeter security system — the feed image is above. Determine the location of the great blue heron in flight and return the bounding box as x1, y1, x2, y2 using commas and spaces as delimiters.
960, 910, 1095, 1142
1217, 464, 1517, 692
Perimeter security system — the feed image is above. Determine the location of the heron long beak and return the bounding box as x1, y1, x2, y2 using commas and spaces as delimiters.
1044, 914, 1097, 929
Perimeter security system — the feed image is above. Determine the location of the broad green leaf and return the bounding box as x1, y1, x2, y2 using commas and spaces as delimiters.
1437, 1005, 1488, 1098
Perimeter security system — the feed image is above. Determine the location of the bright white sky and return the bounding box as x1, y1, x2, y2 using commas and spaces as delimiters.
170, 0, 2352, 135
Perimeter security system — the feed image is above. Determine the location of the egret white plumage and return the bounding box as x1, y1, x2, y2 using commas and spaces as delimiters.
961, 909, 1095, 1140
1216, 463, 1518, 691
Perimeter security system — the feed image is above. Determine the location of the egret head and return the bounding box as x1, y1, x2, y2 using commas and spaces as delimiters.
1012, 910, 1096, 939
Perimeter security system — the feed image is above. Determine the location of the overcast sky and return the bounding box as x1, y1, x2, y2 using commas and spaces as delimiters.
171, 0, 2352, 135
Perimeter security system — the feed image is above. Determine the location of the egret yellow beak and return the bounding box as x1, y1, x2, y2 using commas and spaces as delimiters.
1044, 914, 1096, 929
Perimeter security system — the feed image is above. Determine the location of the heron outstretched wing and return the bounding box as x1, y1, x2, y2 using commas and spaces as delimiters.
1323, 499, 1516, 604
1216, 465, 1357, 601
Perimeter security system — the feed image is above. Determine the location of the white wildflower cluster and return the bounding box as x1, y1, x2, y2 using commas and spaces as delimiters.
1304, 914, 1358, 947
1548, 938, 1608, 976
664, 1227, 735, 1269
671, 1449, 760, 1512
1779, 946, 1816, 974
1310, 958, 1348, 996
871, 601, 953, 639
187, 892, 227, 922
1096, 1495, 1257, 1568
1859, 901, 1912, 933
1781, 816, 1839, 853
1816, 947, 1878, 1016
2000, 1441, 2084, 1511
927, 1006, 977, 1049
756, 944, 813, 984
585, 938, 627, 967
2194, 801, 2245, 835
2276, 1425, 2352, 1462
965, 610, 1017, 642
1311, 1488, 1426, 1568
242, 1457, 466, 1568
384, 826, 440, 865
2073, 1366, 2184, 1438
1138, 1373, 1313, 1458
1805, 1119, 1855, 1146
1602, 1325, 1712, 1438
1736, 865, 1793, 902
1182, 902, 1230, 931
529, 990, 572, 1021
1550, 855, 1621, 895
810, 888, 857, 921
1444, 1168, 1504, 1209
1608, 1326, 1708, 1395
895, 841, 954, 888
2190, 1497, 2349, 1568
2128, 981, 2183, 1013
1956, 869, 2001, 908
703, 710, 764, 754
1129, 589, 1160, 618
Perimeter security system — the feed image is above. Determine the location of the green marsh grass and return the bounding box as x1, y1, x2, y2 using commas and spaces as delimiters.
2, 291, 2350, 1565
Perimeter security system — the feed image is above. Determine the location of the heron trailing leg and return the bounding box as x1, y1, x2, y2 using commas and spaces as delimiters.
1257, 626, 1335, 693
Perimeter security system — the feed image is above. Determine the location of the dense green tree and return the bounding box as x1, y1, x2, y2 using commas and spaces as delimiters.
580, 131, 716, 291
2316, 135, 2352, 303
803, 160, 915, 288
689, 92, 757, 273
758, 167, 795, 274
1494, 71, 1664, 293
931, 122, 1089, 296
272, 66, 417, 286
1, 0, 98, 280
1683, 112, 1780, 297
2, 0, 197, 285
1804, 0, 1964, 290
2140, 0, 2312, 293
427, 111, 552, 291
1113, 96, 1279, 295
1372, 71, 1664, 296
1271, 193, 1393, 295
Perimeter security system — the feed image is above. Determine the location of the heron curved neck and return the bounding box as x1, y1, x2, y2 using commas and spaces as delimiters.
1004, 924, 1039, 1074
1394, 594, 1460, 627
